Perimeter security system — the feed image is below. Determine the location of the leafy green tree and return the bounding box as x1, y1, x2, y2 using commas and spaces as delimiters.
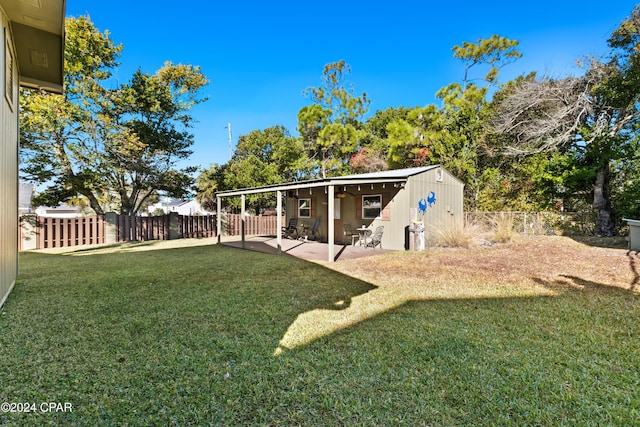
384, 36, 521, 209
453, 34, 522, 89
298, 60, 370, 178
20, 16, 208, 215
437, 35, 521, 209
610, 134, 640, 220
492, 6, 640, 235
100, 63, 208, 214
356, 106, 420, 171
20, 16, 121, 213
476, 152, 575, 211
385, 105, 443, 168
195, 163, 226, 212
202, 126, 308, 214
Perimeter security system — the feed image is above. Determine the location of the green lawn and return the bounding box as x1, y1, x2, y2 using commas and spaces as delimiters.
1, 240, 639, 426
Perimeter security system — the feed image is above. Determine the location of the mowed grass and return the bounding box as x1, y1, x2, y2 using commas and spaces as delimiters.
0, 237, 639, 426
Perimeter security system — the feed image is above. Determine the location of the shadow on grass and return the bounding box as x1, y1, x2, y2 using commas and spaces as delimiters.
17, 239, 640, 359
220, 239, 299, 257
29, 239, 176, 256
567, 235, 629, 249
8, 241, 640, 425
533, 274, 640, 296
628, 250, 640, 292
14, 242, 379, 357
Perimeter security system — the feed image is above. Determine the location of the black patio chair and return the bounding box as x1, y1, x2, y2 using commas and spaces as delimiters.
282, 218, 298, 239
343, 224, 358, 246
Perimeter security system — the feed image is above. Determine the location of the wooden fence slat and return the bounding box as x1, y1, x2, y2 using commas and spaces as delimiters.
48, 217, 54, 248
70, 218, 77, 247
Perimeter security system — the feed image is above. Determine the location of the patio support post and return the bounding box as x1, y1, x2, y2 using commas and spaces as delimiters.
241, 194, 246, 249
328, 184, 335, 262
216, 196, 222, 244
276, 190, 282, 255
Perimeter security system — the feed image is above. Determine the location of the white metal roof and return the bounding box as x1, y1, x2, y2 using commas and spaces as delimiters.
335, 166, 437, 180
215, 165, 441, 198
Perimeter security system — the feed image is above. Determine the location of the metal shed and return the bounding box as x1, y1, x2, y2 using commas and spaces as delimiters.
215, 165, 464, 262
623, 218, 640, 251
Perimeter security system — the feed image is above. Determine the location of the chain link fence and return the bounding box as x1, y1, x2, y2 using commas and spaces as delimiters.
465, 211, 597, 236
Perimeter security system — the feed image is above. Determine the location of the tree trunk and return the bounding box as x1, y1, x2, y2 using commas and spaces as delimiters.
84, 192, 104, 215
592, 165, 616, 237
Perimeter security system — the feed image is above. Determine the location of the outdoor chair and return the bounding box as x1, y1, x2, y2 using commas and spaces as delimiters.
299, 218, 321, 241
366, 226, 384, 249
343, 224, 358, 246
282, 218, 298, 239
309, 218, 321, 240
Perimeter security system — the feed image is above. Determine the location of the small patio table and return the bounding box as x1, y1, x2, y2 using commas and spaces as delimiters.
297, 223, 310, 241
356, 227, 370, 247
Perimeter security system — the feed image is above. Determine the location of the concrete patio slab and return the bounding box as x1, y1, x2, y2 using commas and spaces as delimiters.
220, 235, 395, 262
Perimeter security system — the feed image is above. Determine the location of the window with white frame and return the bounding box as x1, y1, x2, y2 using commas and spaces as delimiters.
362, 195, 382, 219
298, 198, 311, 218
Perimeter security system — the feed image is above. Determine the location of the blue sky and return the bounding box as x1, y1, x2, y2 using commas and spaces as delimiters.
66, 1, 639, 170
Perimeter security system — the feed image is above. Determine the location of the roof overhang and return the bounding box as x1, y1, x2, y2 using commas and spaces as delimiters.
215, 166, 440, 198
216, 178, 410, 198
1, 0, 65, 94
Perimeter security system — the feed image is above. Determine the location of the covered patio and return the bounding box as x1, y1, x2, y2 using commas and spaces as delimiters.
215, 166, 463, 262
219, 235, 394, 262
215, 169, 415, 263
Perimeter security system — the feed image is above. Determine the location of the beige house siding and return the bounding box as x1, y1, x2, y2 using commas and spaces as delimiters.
217, 166, 464, 260
285, 186, 403, 245
362, 168, 464, 250
281, 167, 464, 251
0, 6, 19, 308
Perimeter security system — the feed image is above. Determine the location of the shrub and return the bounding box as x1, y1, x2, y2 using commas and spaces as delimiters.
492, 212, 514, 243
428, 219, 479, 248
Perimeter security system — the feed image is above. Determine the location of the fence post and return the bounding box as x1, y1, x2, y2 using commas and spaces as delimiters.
169, 212, 180, 240
20, 214, 38, 251
105, 212, 118, 244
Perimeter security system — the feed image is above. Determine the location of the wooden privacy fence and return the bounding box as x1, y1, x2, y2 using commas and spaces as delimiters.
19, 212, 281, 250
223, 213, 282, 236
19, 215, 105, 250
115, 214, 217, 242
180, 215, 218, 239
115, 214, 170, 242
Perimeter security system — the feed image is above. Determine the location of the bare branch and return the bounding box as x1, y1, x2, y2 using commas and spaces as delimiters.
493, 77, 595, 155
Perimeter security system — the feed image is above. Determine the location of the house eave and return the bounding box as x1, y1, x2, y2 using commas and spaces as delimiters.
1, 0, 66, 94
214, 166, 452, 199
215, 177, 409, 198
